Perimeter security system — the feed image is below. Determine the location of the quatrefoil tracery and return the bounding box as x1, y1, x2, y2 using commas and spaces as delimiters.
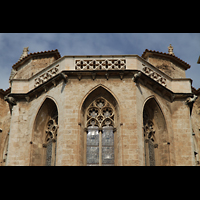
45, 117, 58, 142
86, 97, 115, 129
143, 120, 155, 142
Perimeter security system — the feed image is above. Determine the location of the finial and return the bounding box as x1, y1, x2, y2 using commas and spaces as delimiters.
168, 44, 174, 55
19, 47, 29, 61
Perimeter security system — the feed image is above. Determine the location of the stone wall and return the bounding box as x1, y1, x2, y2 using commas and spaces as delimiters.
2, 50, 196, 166
15, 55, 56, 79
171, 100, 193, 165
191, 93, 200, 165
0, 93, 11, 165
5, 75, 195, 165
147, 55, 186, 78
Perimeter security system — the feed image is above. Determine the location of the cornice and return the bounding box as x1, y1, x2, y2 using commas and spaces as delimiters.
7, 70, 193, 104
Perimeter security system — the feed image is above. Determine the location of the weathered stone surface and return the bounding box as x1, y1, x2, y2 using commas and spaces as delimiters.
0, 47, 198, 166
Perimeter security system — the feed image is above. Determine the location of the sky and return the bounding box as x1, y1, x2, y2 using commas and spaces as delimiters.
0, 33, 199, 90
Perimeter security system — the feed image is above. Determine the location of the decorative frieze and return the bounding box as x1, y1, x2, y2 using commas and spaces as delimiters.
75, 59, 126, 70
34, 65, 59, 88
142, 66, 167, 87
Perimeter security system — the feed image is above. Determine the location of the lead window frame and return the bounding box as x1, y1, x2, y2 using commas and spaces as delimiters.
84, 97, 116, 166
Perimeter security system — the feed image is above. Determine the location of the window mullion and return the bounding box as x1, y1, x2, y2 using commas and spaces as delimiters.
99, 129, 102, 166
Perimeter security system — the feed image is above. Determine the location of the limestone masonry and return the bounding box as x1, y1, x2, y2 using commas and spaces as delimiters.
0, 46, 200, 166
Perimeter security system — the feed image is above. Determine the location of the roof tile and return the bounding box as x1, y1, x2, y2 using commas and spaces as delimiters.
12, 49, 61, 70
141, 49, 191, 70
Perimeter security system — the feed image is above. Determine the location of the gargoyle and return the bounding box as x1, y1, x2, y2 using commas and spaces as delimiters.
4, 96, 17, 106
132, 72, 142, 83
185, 94, 198, 105
60, 73, 68, 83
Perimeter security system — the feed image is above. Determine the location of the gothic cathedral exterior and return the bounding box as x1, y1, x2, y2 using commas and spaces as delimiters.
0, 46, 200, 166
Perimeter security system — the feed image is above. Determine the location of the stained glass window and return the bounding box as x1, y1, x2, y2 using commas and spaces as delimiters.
85, 97, 115, 166
148, 140, 155, 166
87, 125, 99, 166
46, 139, 53, 166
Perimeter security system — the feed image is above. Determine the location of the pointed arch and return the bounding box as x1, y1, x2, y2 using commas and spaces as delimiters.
78, 84, 121, 166
142, 95, 167, 125
30, 97, 58, 166
34, 96, 59, 119
80, 84, 121, 113
143, 96, 169, 166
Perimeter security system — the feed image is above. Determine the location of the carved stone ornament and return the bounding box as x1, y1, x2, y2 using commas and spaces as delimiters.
19, 47, 29, 61
4, 96, 17, 106
185, 94, 198, 105
86, 97, 115, 129
143, 120, 155, 142
143, 66, 167, 87
45, 117, 58, 143
25, 96, 30, 102
34, 65, 59, 88
75, 59, 126, 70
168, 44, 174, 56
60, 73, 68, 83
9, 68, 17, 82
86, 97, 115, 166
132, 71, 142, 83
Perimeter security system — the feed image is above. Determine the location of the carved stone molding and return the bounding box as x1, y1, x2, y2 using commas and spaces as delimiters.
77, 73, 82, 81
86, 97, 115, 129
43, 86, 48, 93
25, 96, 30, 102
105, 73, 109, 80
92, 72, 96, 80
143, 66, 167, 87
45, 117, 58, 142
75, 59, 126, 70
119, 72, 124, 80
52, 80, 57, 87
34, 65, 59, 88
143, 120, 156, 141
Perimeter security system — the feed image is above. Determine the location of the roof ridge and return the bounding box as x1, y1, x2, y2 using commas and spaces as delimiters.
192, 86, 200, 94
12, 49, 61, 69
141, 49, 191, 70
0, 87, 11, 96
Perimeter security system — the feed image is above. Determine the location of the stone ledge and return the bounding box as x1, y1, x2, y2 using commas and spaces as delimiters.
7, 70, 194, 104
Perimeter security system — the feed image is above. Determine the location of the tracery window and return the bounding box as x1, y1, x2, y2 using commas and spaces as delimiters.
143, 109, 157, 166
143, 120, 156, 166
44, 113, 58, 166
85, 97, 115, 166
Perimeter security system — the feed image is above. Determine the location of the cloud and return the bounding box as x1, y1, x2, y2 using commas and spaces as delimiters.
0, 33, 199, 90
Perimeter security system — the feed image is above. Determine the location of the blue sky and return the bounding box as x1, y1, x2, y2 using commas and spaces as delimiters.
0, 33, 199, 90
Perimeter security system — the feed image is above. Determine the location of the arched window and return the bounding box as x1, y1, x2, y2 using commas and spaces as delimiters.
143, 97, 169, 166
85, 97, 115, 166
44, 112, 58, 166
31, 98, 58, 166
143, 118, 156, 166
